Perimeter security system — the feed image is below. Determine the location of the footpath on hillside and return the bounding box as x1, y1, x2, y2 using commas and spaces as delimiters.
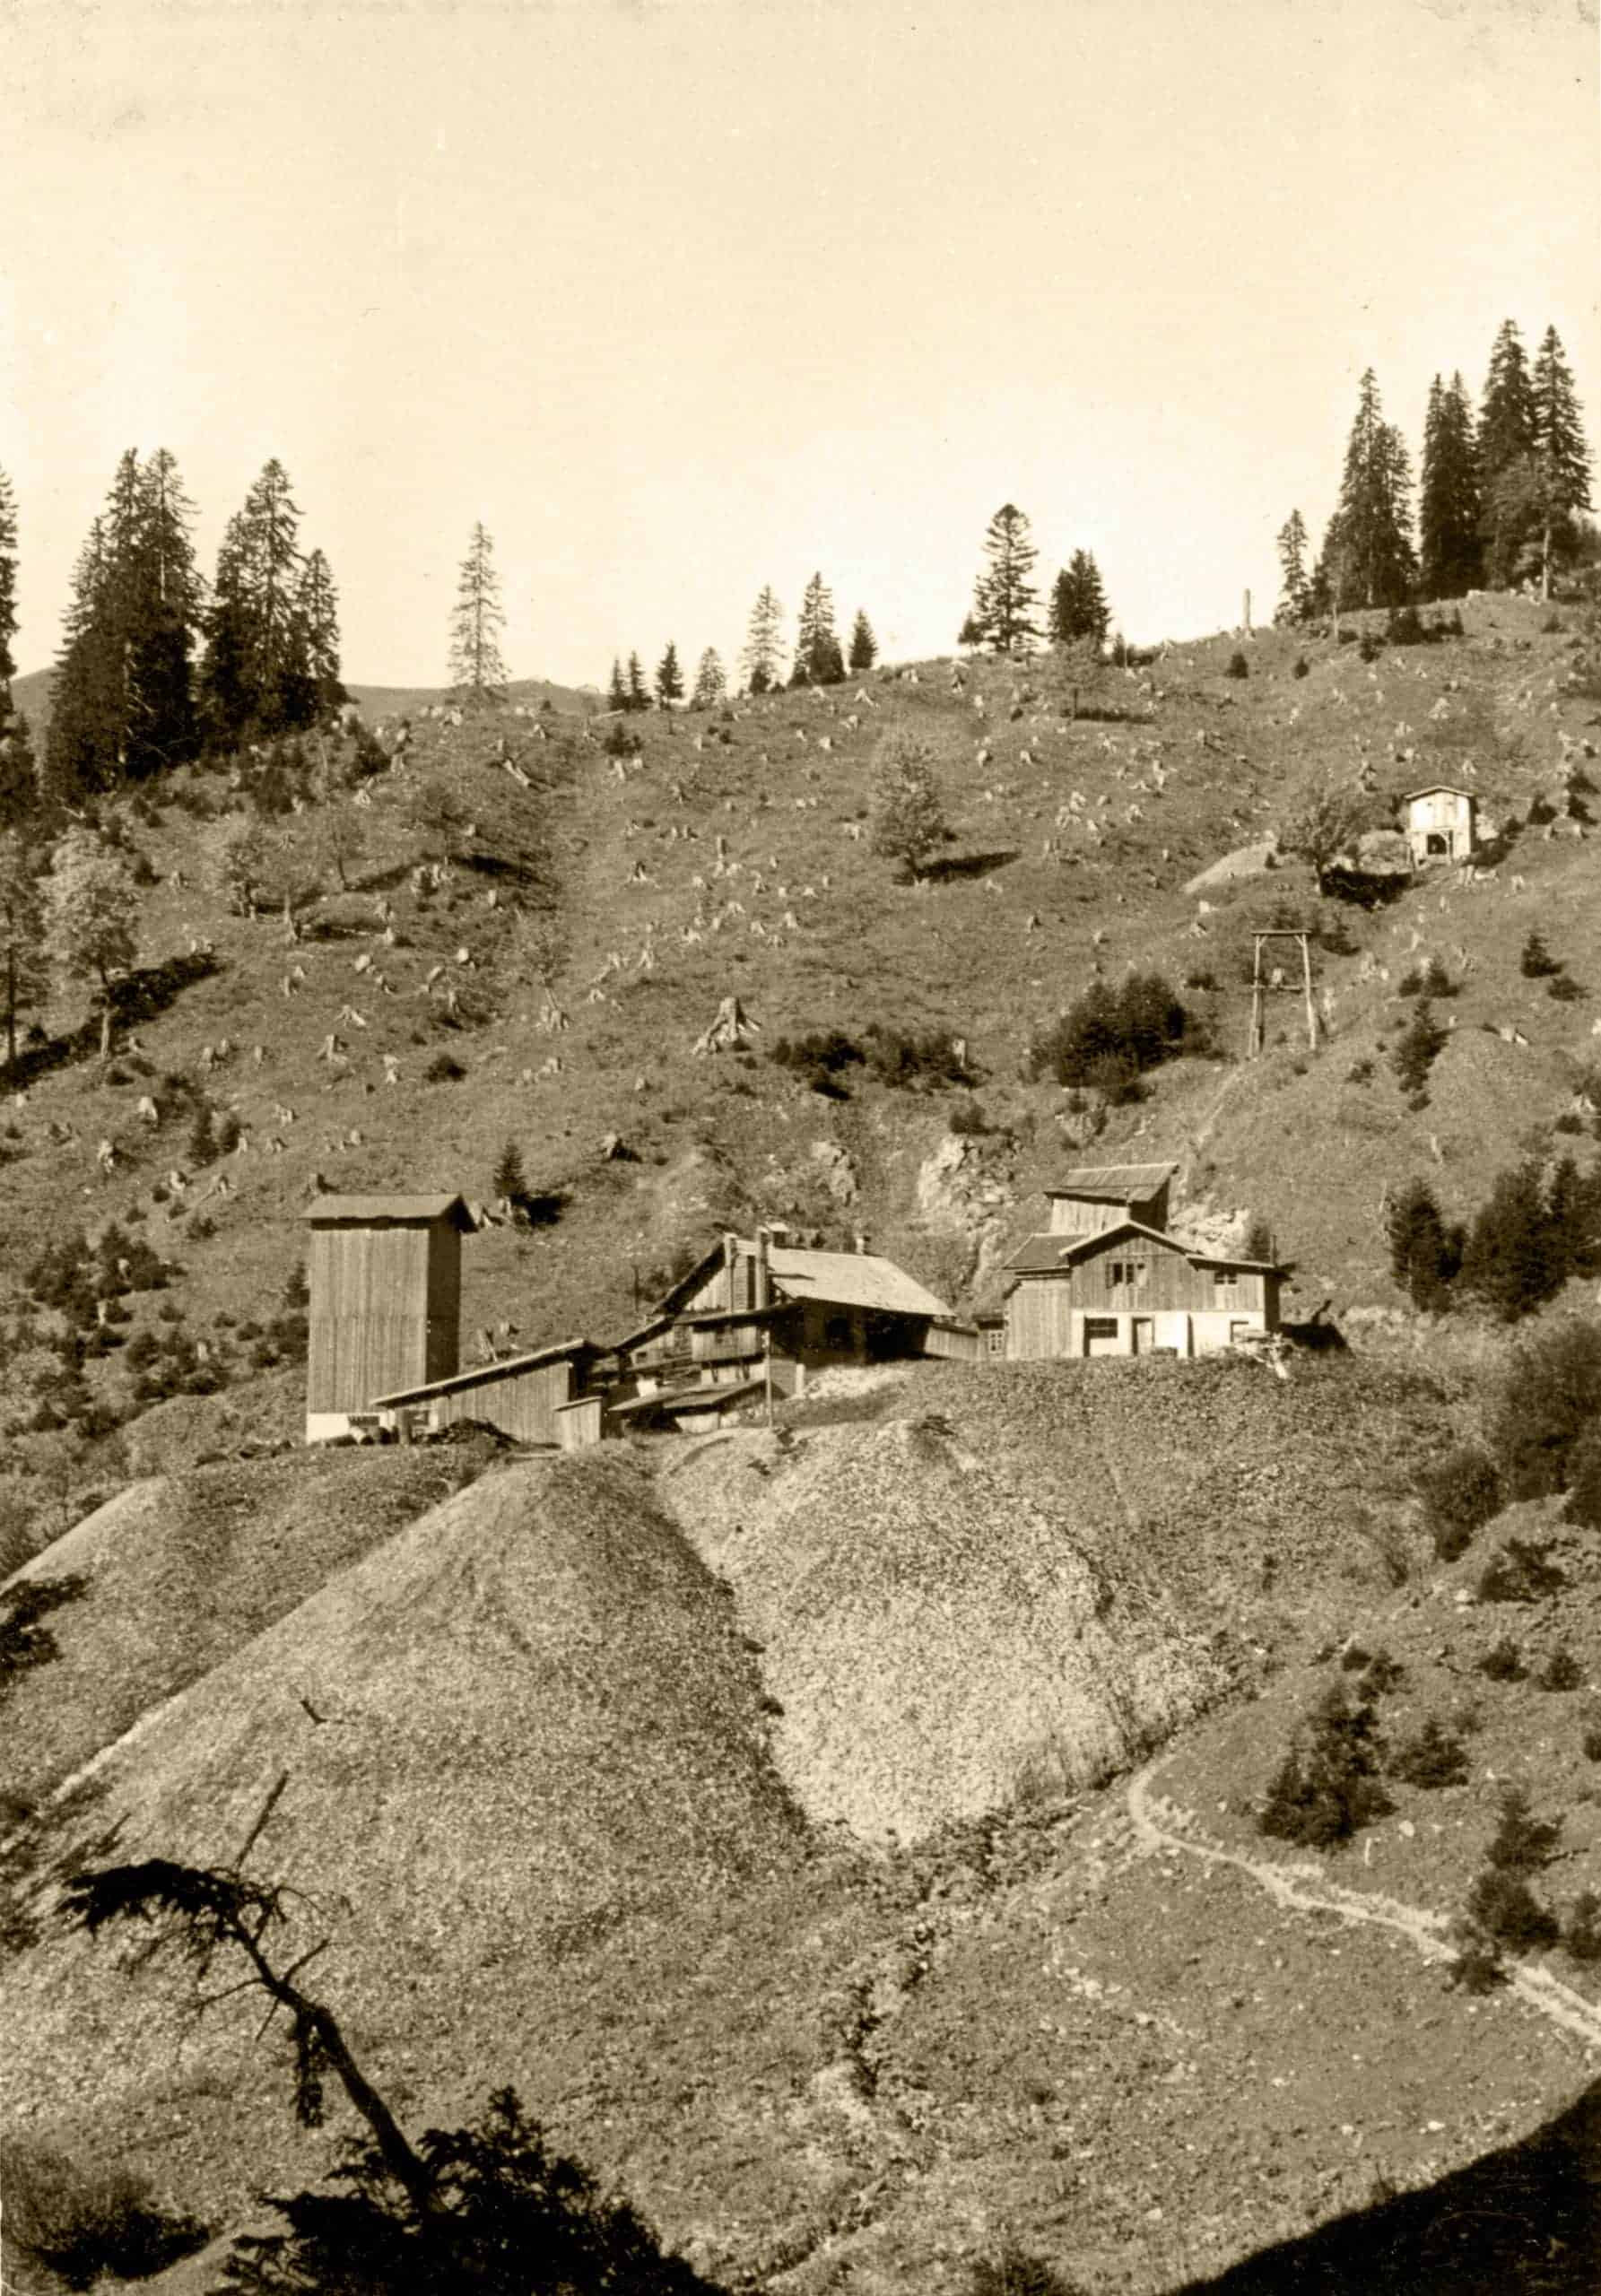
1127, 1757, 1601, 2056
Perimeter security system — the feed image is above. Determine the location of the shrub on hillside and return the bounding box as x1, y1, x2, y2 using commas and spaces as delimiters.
1521, 929, 1562, 978
0, 2139, 209, 2291
1258, 1679, 1391, 1848
1488, 1782, 1562, 1874
1388, 1715, 1469, 1788
867, 725, 953, 883
1390, 997, 1446, 1097
1549, 972, 1586, 1003
1026, 972, 1198, 1091
1563, 1421, 1601, 1530
424, 1051, 466, 1083
1465, 1866, 1559, 1953
967, 2248, 1089, 2296
1476, 1535, 1563, 1605
1478, 1637, 1525, 1682
1415, 1444, 1501, 1558
1537, 1644, 1584, 1692
1564, 1890, 1601, 1962
1225, 649, 1249, 679
1292, 656, 1310, 680
1386, 1178, 1463, 1314
1487, 1316, 1601, 1497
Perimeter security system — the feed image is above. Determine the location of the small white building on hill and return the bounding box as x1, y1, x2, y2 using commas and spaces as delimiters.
1404, 786, 1476, 868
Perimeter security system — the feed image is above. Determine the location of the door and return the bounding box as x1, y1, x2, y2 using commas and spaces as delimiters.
1083, 1317, 1121, 1357
1131, 1317, 1154, 1356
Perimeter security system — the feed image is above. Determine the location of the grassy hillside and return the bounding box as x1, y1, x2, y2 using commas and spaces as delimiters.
4, 589, 1600, 1494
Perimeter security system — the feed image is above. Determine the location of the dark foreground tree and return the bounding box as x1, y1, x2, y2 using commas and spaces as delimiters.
1418, 372, 1483, 600
1328, 369, 1415, 609
791, 572, 844, 686
655, 639, 684, 708
847, 608, 877, 671
1386, 1177, 1461, 1310
1275, 510, 1312, 625
64, 1848, 726, 2296
0, 828, 47, 1079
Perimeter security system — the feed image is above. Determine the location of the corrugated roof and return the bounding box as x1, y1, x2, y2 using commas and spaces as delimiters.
1044, 1162, 1176, 1199
304, 1193, 476, 1229
767, 1246, 952, 1319
370, 1337, 595, 1406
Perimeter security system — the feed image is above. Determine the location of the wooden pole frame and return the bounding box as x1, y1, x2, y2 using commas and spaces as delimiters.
1249, 929, 1318, 1058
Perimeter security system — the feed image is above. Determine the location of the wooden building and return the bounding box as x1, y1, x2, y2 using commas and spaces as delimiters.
611, 1228, 966, 1429
1404, 785, 1477, 868
1000, 1168, 1283, 1361
304, 1194, 476, 1441
370, 1338, 605, 1447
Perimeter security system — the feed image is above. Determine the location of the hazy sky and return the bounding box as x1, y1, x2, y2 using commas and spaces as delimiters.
4, 0, 1597, 689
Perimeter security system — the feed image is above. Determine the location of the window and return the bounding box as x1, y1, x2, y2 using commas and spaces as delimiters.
1107, 1259, 1148, 1290
1213, 1269, 1240, 1302
984, 1325, 1006, 1358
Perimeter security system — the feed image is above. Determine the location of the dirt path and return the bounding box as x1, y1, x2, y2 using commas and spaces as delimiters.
1127, 1757, 1601, 2055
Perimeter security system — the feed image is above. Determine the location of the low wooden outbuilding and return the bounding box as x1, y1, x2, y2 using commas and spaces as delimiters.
370, 1338, 605, 1447
304, 1193, 476, 1443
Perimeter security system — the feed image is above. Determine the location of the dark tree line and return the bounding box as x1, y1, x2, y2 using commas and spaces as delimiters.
39, 453, 345, 816
1387, 1152, 1601, 1322
1279, 321, 1593, 623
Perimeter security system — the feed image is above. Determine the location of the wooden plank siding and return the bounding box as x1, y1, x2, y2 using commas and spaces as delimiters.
1046, 1187, 1168, 1238
308, 1222, 457, 1417
416, 1355, 579, 1446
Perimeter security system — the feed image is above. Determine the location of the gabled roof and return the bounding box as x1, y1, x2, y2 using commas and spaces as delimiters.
648, 1236, 952, 1322
1401, 785, 1476, 804
304, 1192, 476, 1230
1044, 1161, 1177, 1201
1002, 1217, 1284, 1294
767, 1245, 952, 1319
370, 1337, 596, 1407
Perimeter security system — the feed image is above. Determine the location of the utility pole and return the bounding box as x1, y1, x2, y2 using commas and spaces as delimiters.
1249, 929, 1318, 1057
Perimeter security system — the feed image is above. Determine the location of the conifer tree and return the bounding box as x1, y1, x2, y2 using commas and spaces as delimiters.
1386, 1177, 1459, 1310
1048, 550, 1110, 648
791, 572, 845, 686
1460, 1160, 1561, 1320
1479, 320, 1540, 587
0, 470, 31, 830
624, 652, 650, 712
607, 657, 628, 712
0, 829, 46, 1079
740, 586, 785, 695
969, 504, 1040, 657
239, 459, 312, 733
1274, 511, 1312, 624
1418, 373, 1483, 600
654, 640, 684, 708
847, 609, 877, 671
198, 512, 253, 753
689, 648, 726, 709
1531, 326, 1593, 600
44, 519, 122, 806
126, 448, 204, 778
43, 828, 137, 1059
1327, 370, 1415, 609
448, 523, 508, 700
299, 549, 346, 718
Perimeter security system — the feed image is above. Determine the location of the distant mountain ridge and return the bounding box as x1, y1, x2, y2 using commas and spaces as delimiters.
8, 666, 598, 744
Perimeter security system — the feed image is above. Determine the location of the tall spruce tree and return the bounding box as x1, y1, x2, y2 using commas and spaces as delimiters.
654, 639, 684, 707
1531, 326, 1593, 600
1275, 511, 1312, 624
299, 548, 346, 718
44, 519, 122, 806
847, 609, 877, 671
791, 572, 844, 686
198, 513, 253, 753
1049, 550, 1110, 648
448, 524, 508, 700
969, 504, 1040, 657
1327, 370, 1415, 609
1418, 373, 1484, 600
689, 647, 726, 709
606, 657, 628, 711
239, 459, 312, 733
0, 470, 36, 831
126, 448, 203, 778
624, 651, 650, 712
1479, 320, 1540, 587
740, 586, 785, 695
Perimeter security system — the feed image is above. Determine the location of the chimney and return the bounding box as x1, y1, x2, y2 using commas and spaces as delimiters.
753, 1226, 771, 1310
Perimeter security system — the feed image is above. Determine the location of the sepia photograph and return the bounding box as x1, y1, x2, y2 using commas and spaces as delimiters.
2, 0, 1600, 2288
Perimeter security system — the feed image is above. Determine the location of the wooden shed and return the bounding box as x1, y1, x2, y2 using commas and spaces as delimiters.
304, 1194, 476, 1442
1002, 1219, 1283, 1361
1404, 785, 1476, 867
370, 1337, 603, 1448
